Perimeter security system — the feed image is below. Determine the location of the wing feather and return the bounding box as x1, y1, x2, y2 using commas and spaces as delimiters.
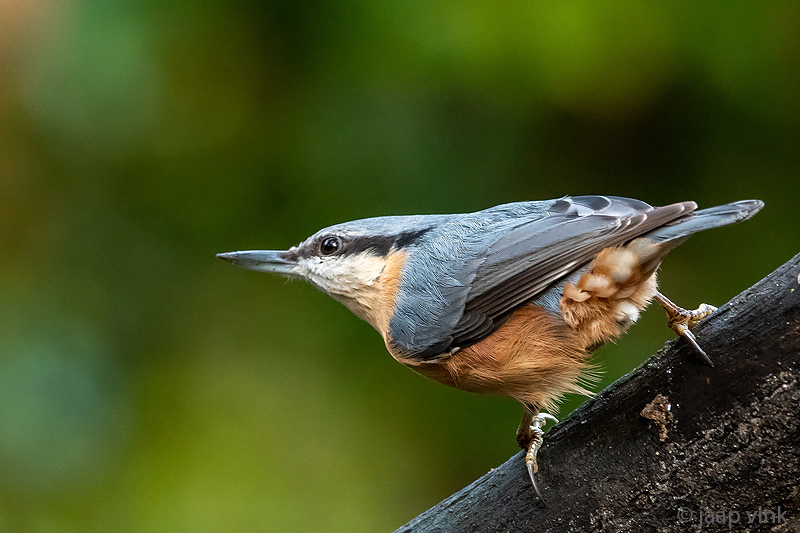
389, 196, 696, 359
450, 200, 694, 348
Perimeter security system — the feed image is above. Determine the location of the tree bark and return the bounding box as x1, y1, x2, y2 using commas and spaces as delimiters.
396, 253, 800, 533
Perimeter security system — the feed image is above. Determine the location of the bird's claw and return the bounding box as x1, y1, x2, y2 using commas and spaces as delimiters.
656, 292, 717, 366
523, 413, 557, 500
667, 302, 717, 329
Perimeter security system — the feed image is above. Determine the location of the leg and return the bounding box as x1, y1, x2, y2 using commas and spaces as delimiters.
654, 291, 717, 366
516, 406, 558, 500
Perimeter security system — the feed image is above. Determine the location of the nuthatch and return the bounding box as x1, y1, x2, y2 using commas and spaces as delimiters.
218, 195, 762, 497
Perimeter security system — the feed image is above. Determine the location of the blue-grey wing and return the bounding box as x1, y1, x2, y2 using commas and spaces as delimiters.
388, 196, 696, 359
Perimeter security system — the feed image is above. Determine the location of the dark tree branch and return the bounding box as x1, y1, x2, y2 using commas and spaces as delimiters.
396, 253, 800, 532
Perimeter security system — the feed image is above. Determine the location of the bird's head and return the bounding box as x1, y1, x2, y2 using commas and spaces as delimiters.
217, 214, 444, 334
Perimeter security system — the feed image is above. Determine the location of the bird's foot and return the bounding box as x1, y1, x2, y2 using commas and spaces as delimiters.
517, 411, 558, 500
655, 291, 717, 366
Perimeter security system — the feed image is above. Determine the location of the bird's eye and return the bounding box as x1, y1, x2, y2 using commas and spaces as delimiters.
319, 236, 342, 255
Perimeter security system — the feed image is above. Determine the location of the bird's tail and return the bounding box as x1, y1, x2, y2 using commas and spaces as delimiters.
645, 199, 764, 246
628, 199, 763, 276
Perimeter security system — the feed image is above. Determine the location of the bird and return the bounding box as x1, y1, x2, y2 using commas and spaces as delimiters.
217, 195, 763, 497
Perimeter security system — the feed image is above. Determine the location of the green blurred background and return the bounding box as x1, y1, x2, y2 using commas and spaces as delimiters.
1, 1, 798, 531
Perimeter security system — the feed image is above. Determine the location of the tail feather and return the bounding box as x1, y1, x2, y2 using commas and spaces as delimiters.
645, 199, 764, 245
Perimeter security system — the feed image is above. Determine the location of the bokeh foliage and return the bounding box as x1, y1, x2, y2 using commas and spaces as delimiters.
1, 1, 798, 531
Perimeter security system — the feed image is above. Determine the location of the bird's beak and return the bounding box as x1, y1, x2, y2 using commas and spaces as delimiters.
216, 250, 298, 277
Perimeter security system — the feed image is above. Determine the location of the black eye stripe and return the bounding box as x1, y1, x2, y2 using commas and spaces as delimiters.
293, 227, 433, 259
342, 228, 432, 256
394, 228, 431, 248
344, 236, 393, 256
